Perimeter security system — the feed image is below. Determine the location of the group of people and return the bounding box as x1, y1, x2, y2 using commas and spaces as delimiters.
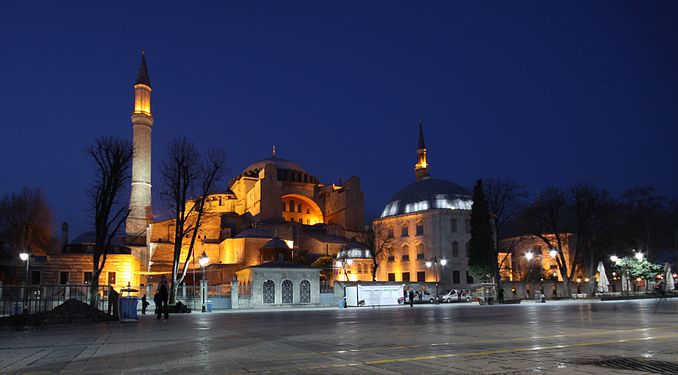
140, 275, 169, 320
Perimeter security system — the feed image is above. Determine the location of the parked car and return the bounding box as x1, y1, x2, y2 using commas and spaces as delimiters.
439, 289, 472, 303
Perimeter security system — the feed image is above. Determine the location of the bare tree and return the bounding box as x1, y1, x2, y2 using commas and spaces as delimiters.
0, 188, 53, 272
88, 136, 133, 306
520, 187, 578, 295
569, 184, 618, 294
364, 223, 393, 281
484, 178, 527, 285
161, 137, 227, 303
620, 186, 665, 259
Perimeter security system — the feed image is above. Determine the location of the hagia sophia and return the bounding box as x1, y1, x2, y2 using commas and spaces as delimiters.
22, 53, 483, 294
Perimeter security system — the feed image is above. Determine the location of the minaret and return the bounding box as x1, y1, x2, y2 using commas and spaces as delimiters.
126, 51, 154, 244
414, 118, 430, 181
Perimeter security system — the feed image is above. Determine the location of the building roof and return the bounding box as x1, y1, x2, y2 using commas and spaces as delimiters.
251, 261, 319, 269
242, 155, 305, 174
380, 178, 472, 218
135, 50, 151, 87
234, 228, 274, 239
261, 237, 291, 250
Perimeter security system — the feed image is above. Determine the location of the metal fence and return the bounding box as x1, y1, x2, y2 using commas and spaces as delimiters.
0, 283, 233, 317
0, 284, 110, 317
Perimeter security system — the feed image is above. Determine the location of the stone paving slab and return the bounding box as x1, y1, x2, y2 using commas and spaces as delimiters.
1, 299, 677, 374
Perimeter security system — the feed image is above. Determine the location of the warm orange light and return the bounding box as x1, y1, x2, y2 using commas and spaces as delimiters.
133, 84, 152, 115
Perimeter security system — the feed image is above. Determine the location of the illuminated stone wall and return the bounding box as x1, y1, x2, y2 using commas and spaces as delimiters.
373, 208, 472, 286
499, 234, 578, 282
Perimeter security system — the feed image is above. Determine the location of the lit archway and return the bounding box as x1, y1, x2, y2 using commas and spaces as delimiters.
281, 194, 324, 225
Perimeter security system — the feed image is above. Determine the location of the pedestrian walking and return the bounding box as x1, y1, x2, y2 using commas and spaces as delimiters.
141, 295, 149, 314
497, 287, 505, 304
408, 289, 415, 307
157, 275, 169, 320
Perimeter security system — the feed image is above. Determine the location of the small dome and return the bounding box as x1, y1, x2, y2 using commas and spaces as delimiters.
381, 178, 472, 218
336, 242, 372, 259
261, 237, 291, 250
243, 156, 305, 174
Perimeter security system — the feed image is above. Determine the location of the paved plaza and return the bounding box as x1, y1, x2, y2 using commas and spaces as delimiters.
1, 298, 678, 374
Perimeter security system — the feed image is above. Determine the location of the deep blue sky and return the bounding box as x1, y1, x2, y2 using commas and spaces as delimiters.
1, 1, 677, 237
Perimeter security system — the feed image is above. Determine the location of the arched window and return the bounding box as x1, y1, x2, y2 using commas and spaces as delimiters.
402, 244, 410, 261
282, 280, 293, 303
416, 243, 425, 259
263, 280, 275, 304
300, 280, 311, 303
451, 218, 458, 233
416, 221, 424, 236
452, 241, 459, 257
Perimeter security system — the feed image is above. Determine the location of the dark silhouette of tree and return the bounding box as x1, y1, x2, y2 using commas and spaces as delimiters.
365, 223, 393, 281
520, 187, 577, 295
620, 186, 665, 260
484, 178, 527, 285
469, 179, 494, 282
160, 137, 227, 303
0, 188, 53, 282
569, 184, 618, 294
87, 136, 133, 306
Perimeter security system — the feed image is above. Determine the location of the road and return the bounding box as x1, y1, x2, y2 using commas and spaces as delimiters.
1, 298, 677, 374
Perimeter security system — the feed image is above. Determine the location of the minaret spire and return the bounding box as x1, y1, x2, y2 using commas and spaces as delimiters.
135, 50, 151, 87
414, 117, 430, 181
127, 51, 154, 246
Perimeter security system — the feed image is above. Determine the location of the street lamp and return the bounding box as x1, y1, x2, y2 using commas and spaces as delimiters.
199, 251, 209, 312
426, 256, 446, 304
634, 252, 644, 260
549, 249, 558, 258
19, 251, 30, 284
610, 255, 619, 263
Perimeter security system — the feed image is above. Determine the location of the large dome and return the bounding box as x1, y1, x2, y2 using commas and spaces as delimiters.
242, 156, 305, 174
380, 178, 472, 218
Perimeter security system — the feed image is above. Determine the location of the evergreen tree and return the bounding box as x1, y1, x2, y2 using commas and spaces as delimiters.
469, 179, 495, 282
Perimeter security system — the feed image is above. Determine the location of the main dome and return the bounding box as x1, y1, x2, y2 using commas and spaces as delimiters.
242, 156, 305, 174
380, 178, 472, 218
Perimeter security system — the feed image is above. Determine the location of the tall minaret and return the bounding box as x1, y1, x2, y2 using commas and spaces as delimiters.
126, 51, 154, 244
414, 118, 430, 181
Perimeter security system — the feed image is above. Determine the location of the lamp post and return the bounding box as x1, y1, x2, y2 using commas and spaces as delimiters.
19, 251, 30, 284
199, 251, 209, 312
426, 256, 447, 304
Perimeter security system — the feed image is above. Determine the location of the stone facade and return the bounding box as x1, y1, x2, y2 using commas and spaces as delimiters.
147, 154, 366, 285
373, 209, 471, 285
235, 263, 320, 308
21, 253, 140, 290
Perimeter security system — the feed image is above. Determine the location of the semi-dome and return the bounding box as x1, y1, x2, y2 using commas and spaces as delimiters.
380, 178, 472, 218
243, 156, 305, 174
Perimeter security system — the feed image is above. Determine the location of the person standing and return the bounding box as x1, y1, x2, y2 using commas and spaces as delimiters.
497, 287, 505, 304
157, 275, 169, 320
141, 295, 149, 315
408, 289, 415, 307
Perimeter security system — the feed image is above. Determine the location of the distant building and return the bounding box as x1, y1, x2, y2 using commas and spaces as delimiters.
372, 122, 473, 287
498, 233, 578, 282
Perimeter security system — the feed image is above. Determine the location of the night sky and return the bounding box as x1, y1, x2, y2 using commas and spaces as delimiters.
1, 2, 677, 237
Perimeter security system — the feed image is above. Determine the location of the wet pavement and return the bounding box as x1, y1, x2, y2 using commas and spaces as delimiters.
1, 298, 677, 374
